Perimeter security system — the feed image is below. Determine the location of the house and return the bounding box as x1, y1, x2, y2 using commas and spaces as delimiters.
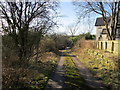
95, 17, 111, 41
95, 16, 120, 41
116, 7, 120, 40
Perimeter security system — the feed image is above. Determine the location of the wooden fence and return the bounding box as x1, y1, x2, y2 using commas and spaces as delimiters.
96, 40, 120, 54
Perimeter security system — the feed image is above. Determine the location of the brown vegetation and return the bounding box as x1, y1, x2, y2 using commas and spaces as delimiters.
2, 33, 71, 89
72, 40, 119, 89
74, 40, 96, 49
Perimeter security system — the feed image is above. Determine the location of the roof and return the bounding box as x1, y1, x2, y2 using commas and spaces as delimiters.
95, 17, 111, 26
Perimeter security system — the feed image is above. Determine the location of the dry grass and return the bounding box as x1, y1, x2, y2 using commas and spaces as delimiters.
74, 40, 96, 49
2, 51, 59, 89
72, 39, 119, 89
72, 48, 119, 89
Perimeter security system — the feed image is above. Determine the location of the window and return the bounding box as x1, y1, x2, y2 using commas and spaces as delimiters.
101, 29, 107, 34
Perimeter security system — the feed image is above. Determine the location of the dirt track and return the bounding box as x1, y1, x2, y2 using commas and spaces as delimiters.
45, 51, 65, 89
69, 52, 105, 90
46, 50, 105, 90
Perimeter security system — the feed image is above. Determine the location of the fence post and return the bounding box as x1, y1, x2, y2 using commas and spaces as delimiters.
97, 41, 99, 49
105, 41, 107, 50
112, 41, 114, 52
101, 41, 103, 49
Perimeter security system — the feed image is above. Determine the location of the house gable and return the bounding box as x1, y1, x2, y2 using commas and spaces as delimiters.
95, 17, 111, 26
95, 17, 111, 41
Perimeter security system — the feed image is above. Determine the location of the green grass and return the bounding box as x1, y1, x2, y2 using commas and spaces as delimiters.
73, 48, 119, 89
63, 50, 89, 89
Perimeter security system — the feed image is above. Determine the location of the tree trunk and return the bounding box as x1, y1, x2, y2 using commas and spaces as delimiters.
102, 17, 112, 40
99, 2, 112, 40
18, 27, 29, 65
35, 33, 42, 61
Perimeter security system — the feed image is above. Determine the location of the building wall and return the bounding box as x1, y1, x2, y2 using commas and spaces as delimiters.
116, 9, 120, 40
96, 40, 120, 57
101, 34, 107, 41
96, 26, 111, 41
96, 26, 103, 40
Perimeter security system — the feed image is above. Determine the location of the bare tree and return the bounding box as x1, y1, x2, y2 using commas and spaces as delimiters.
67, 23, 79, 37
87, 14, 94, 33
73, 1, 119, 40
31, 17, 57, 61
0, 1, 58, 64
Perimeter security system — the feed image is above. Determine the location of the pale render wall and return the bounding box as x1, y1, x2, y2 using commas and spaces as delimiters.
96, 41, 120, 57
96, 25, 112, 41
96, 26, 111, 41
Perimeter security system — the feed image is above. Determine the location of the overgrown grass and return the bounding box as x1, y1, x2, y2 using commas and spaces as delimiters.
73, 48, 119, 89
3, 52, 58, 89
63, 50, 89, 89
23, 52, 58, 89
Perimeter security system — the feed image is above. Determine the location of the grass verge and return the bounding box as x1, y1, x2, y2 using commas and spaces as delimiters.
24, 52, 59, 89
73, 48, 119, 89
3, 52, 59, 89
63, 50, 89, 89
